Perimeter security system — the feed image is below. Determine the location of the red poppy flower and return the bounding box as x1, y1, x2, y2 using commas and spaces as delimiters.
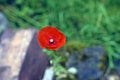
37, 26, 66, 50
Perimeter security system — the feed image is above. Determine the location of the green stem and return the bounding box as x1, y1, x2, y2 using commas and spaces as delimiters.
108, 53, 114, 68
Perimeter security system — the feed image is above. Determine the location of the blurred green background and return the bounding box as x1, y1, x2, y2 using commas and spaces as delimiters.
0, 0, 120, 79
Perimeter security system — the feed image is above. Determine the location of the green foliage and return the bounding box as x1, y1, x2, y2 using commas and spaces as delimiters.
43, 49, 76, 80
65, 41, 87, 53
0, 0, 120, 74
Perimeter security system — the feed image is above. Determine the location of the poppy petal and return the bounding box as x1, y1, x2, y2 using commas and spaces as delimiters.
37, 26, 66, 50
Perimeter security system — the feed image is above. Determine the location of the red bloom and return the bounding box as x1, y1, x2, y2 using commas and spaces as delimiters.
37, 26, 66, 50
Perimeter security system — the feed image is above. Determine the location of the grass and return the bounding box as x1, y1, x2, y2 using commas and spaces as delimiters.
0, 0, 120, 79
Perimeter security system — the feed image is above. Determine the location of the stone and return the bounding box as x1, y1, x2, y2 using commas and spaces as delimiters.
76, 57, 104, 80
67, 67, 77, 74
66, 46, 107, 80
82, 46, 105, 57
66, 53, 79, 68
0, 66, 11, 80
0, 28, 49, 80
113, 58, 120, 75
0, 12, 9, 34
107, 74, 120, 80
42, 67, 54, 80
19, 31, 49, 80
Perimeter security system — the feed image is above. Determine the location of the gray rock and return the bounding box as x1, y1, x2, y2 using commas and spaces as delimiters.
42, 67, 54, 80
0, 28, 49, 80
82, 46, 105, 57
107, 74, 120, 80
0, 12, 9, 34
76, 57, 103, 80
66, 53, 79, 68
19, 30, 49, 80
113, 58, 120, 75
67, 67, 77, 74
66, 46, 107, 80
0, 66, 11, 80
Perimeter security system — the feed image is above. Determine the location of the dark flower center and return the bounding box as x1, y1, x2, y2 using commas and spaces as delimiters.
49, 38, 54, 44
